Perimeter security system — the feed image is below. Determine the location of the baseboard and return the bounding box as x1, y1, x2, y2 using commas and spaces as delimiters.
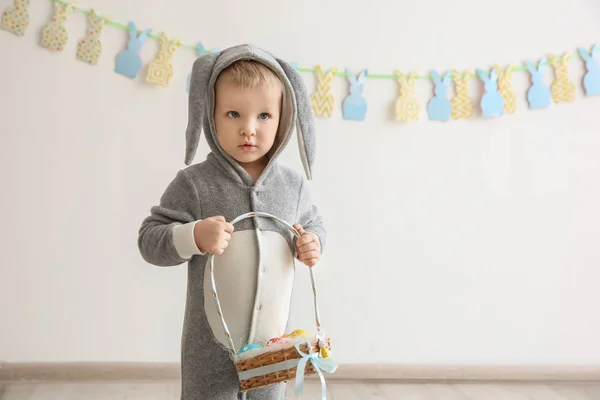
1, 362, 599, 383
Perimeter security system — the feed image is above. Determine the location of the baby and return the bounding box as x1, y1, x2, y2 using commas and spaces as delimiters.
138, 44, 326, 400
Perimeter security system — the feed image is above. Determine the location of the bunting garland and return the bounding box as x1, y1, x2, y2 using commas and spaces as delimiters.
2, 0, 600, 123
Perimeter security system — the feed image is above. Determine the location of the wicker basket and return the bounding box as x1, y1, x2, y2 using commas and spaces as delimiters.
208, 211, 337, 395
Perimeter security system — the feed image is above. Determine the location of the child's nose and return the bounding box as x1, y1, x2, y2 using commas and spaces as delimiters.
240, 120, 257, 136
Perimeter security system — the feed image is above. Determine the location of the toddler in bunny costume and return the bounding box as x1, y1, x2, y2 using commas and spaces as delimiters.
138, 44, 327, 399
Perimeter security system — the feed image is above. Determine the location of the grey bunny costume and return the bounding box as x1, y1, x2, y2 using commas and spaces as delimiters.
138, 44, 326, 399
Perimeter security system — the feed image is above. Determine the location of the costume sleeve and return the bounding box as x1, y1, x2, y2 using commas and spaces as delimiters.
295, 179, 327, 254
138, 169, 204, 266
172, 221, 206, 258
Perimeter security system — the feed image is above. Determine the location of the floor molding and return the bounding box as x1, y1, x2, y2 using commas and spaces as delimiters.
1, 363, 600, 383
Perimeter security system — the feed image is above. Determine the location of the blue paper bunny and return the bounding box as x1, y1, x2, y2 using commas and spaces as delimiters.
115, 21, 152, 79
186, 42, 220, 92
578, 44, 600, 96
525, 59, 551, 109
477, 68, 504, 117
427, 70, 452, 121
342, 69, 368, 120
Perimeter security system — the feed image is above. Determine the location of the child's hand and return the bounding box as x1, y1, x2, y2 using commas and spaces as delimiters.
293, 224, 321, 267
194, 216, 234, 255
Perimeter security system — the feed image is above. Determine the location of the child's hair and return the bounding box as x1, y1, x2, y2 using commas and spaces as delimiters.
217, 60, 282, 89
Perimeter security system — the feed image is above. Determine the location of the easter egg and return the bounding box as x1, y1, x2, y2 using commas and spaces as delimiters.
320, 347, 331, 358
238, 343, 262, 354
266, 337, 283, 346
289, 329, 310, 338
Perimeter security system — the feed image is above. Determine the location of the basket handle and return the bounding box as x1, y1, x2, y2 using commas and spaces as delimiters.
208, 211, 323, 356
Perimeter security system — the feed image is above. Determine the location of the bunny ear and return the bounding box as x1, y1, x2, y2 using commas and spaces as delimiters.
67, 2, 78, 14
525, 61, 535, 72
578, 47, 590, 61
592, 44, 599, 56
490, 69, 498, 80
442, 72, 452, 85
538, 57, 547, 68
430, 70, 440, 81
346, 68, 356, 83
358, 69, 368, 83
196, 42, 206, 56
476, 68, 487, 81
140, 29, 152, 41
185, 52, 220, 166
277, 58, 316, 180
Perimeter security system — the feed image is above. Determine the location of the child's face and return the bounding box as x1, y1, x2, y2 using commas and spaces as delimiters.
214, 77, 282, 172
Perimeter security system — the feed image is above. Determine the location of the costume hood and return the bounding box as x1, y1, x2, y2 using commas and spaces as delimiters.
185, 44, 316, 184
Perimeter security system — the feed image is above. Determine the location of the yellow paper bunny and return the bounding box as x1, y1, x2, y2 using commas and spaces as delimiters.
76, 10, 105, 65
394, 71, 420, 121
1, 0, 30, 36
451, 69, 475, 120
147, 32, 181, 87
550, 53, 576, 103
40, 1, 76, 51
310, 65, 338, 118
494, 64, 517, 114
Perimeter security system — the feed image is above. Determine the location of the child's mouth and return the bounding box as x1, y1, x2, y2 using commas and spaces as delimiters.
240, 144, 256, 151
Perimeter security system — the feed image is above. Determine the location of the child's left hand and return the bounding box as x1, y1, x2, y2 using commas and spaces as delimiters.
293, 224, 321, 267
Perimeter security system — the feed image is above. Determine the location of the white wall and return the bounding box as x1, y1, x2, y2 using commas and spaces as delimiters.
1, 0, 600, 365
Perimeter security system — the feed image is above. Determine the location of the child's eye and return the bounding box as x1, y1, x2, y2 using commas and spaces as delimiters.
258, 113, 270, 120
227, 111, 240, 118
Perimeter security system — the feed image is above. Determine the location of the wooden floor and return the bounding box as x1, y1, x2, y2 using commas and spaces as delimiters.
1, 381, 599, 399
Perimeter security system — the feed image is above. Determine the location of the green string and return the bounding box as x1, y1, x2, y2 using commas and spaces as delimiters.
52, 0, 204, 51
52, 0, 568, 79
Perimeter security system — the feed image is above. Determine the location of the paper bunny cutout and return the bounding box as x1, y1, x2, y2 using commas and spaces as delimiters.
1, 0, 30, 37
76, 9, 105, 65
40, 1, 77, 51
342, 69, 368, 120
494, 64, 517, 114
115, 21, 152, 79
578, 45, 600, 96
550, 53, 576, 103
477, 68, 504, 117
427, 70, 452, 121
147, 31, 181, 87
525, 59, 551, 109
395, 71, 420, 121
451, 69, 475, 120
186, 42, 220, 92
310, 65, 338, 118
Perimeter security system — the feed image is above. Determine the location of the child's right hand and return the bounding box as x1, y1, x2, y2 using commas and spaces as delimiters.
193, 216, 234, 255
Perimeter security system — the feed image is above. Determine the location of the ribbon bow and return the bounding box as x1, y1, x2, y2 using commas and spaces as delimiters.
294, 340, 338, 400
